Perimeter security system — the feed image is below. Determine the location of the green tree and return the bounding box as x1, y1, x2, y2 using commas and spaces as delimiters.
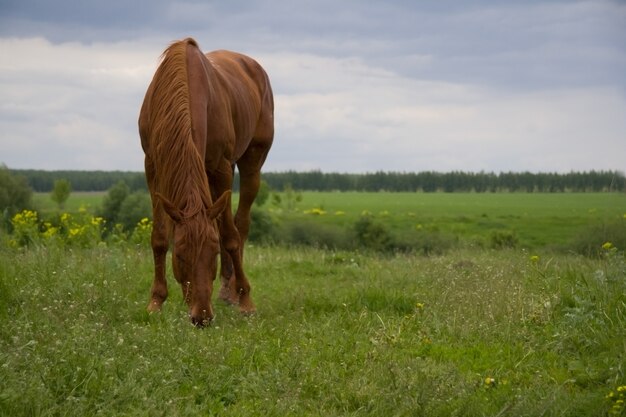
99, 181, 130, 225
0, 165, 33, 224
50, 179, 71, 210
117, 191, 152, 232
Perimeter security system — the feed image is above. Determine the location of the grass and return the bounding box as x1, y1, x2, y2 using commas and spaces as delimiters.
289, 192, 626, 248
32, 191, 626, 250
1, 243, 625, 416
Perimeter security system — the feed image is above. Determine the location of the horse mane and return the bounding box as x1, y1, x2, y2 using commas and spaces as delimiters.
147, 38, 213, 239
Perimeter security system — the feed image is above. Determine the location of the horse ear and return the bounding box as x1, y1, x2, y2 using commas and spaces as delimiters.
207, 191, 231, 220
155, 192, 183, 223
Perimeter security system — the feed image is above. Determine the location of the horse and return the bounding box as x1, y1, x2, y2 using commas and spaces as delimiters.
138, 38, 274, 326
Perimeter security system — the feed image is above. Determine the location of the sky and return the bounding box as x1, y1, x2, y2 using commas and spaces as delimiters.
1, 0, 625, 174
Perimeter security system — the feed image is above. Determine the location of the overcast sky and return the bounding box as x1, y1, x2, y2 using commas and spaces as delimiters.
1, 0, 625, 173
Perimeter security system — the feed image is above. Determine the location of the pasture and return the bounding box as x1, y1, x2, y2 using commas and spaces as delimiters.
2, 192, 625, 416
276, 191, 626, 250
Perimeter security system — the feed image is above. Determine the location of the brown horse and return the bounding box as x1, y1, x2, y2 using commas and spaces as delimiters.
138, 38, 274, 326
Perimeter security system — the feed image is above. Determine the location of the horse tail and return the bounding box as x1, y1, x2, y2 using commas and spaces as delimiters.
148, 38, 210, 213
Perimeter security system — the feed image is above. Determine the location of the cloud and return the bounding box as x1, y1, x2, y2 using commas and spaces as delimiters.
0, 1, 625, 173
0, 37, 157, 170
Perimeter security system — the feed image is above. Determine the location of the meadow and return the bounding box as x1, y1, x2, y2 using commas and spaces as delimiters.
1, 192, 626, 416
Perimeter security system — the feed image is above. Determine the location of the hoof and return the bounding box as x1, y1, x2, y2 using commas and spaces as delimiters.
146, 300, 163, 313
218, 286, 237, 305
238, 295, 256, 315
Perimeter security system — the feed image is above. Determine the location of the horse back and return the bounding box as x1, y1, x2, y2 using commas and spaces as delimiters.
204, 50, 274, 163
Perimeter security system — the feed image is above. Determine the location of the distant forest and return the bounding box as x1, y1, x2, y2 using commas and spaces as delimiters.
10, 169, 625, 193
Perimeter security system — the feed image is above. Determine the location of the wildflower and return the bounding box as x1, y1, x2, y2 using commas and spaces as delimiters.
484, 377, 496, 387
530, 255, 540, 263
303, 208, 323, 215
415, 302, 425, 310
607, 385, 626, 415
42, 222, 59, 239
602, 242, 614, 250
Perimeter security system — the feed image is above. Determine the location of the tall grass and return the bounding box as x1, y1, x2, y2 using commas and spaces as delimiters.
1, 243, 624, 416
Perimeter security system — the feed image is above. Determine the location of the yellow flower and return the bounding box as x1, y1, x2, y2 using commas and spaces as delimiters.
303, 207, 326, 215
530, 255, 540, 263
415, 302, 424, 310
617, 385, 626, 393
484, 377, 496, 386
602, 242, 614, 250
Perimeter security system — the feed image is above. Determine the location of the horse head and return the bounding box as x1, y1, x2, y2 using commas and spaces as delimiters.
157, 190, 230, 326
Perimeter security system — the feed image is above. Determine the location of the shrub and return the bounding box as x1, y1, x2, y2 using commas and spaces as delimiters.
8, 209, 39, 247
570, 218, 626, 257
248, 208, 277, 243
354, 215, 394, 252
399, 230, 457, 255
0, 166, 33, 227
58, 209, 105, 247
99, 180, 130, 225
489, 230, 518, 249
283, 219, 350, 249
117, 191, 152, 232
130, 217, 152, 246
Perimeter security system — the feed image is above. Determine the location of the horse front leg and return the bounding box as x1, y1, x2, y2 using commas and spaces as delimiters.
147, 202, 169, 312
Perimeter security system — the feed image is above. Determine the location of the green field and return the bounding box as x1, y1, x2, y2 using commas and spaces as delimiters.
33, 191, 106, 215
286, 192, 626, 250
3, 192, 624, 416
32, 191, 626, 252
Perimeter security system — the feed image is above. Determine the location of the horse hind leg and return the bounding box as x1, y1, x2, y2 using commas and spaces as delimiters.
218, 247, 238, 305
226, 147, 271, 313
218, 211, 255, 314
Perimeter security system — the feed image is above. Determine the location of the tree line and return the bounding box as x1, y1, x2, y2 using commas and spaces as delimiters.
9, 170, 147, 192
261, 170, 626, 192
9, 168, 626, 193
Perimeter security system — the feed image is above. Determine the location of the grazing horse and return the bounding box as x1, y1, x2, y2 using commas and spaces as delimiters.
138, 38, 274, 326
